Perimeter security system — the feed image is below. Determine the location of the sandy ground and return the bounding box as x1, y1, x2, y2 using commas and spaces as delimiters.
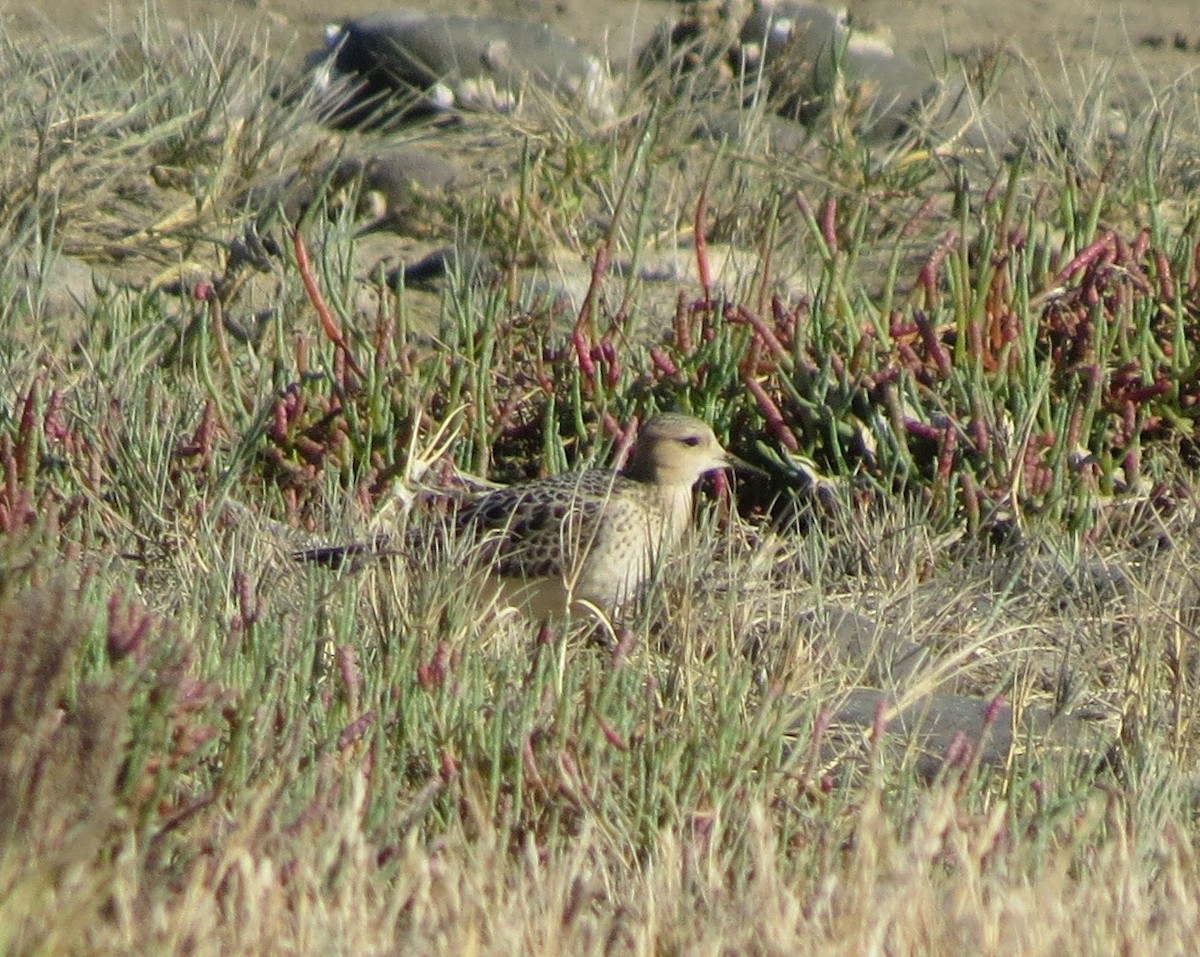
3, 0, 1199, 109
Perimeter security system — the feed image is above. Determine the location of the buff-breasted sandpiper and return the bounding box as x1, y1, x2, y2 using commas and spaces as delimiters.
297, 413, 736, 619
457, 413, 734, 618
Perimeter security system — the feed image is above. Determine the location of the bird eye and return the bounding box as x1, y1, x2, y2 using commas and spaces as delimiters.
680, 435, 702, 447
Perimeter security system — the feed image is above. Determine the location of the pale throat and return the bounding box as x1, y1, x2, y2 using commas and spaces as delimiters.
653, 482, 698, 550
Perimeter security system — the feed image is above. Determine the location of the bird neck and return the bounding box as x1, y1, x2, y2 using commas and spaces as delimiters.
653, 482, 696, 548
620, 452, 657, 483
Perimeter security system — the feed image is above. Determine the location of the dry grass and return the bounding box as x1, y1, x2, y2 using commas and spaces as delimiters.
2, 531, 1199, 955
2, 9, 1200, 956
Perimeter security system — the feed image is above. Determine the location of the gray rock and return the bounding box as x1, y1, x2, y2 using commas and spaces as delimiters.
313, 12, 616, 127
239, 147, 460, 232
734, 1, 934, 139
375, 244, 575, 320
802, 687, 1114, 783
385, 245, 493, 290
802, 606, 930, 687
5, 251, 101, 324
777, 598, 1116, 784
690, 106, 814, 154
729, 0, 1012, 153
336, 149, 461, 233
736, 1, 851, 109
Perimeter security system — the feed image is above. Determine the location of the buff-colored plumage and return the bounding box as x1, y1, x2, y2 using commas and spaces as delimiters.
457, 413, 732, 617
296, 414, 734, 619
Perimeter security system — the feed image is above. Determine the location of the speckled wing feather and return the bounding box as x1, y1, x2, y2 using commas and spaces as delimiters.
456, 468, 631, 580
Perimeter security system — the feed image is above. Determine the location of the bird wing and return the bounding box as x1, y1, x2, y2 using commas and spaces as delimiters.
456, 470, 622, 580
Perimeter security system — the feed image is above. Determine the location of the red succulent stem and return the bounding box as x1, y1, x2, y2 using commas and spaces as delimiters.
1153, 247, 1176, 302
1055, 231, 1115, 284
743, 376, 799, 451
727, 304, 789, 363
820, 196, 838, 254
919, 232, 957, 309
292, 227, 365, 380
